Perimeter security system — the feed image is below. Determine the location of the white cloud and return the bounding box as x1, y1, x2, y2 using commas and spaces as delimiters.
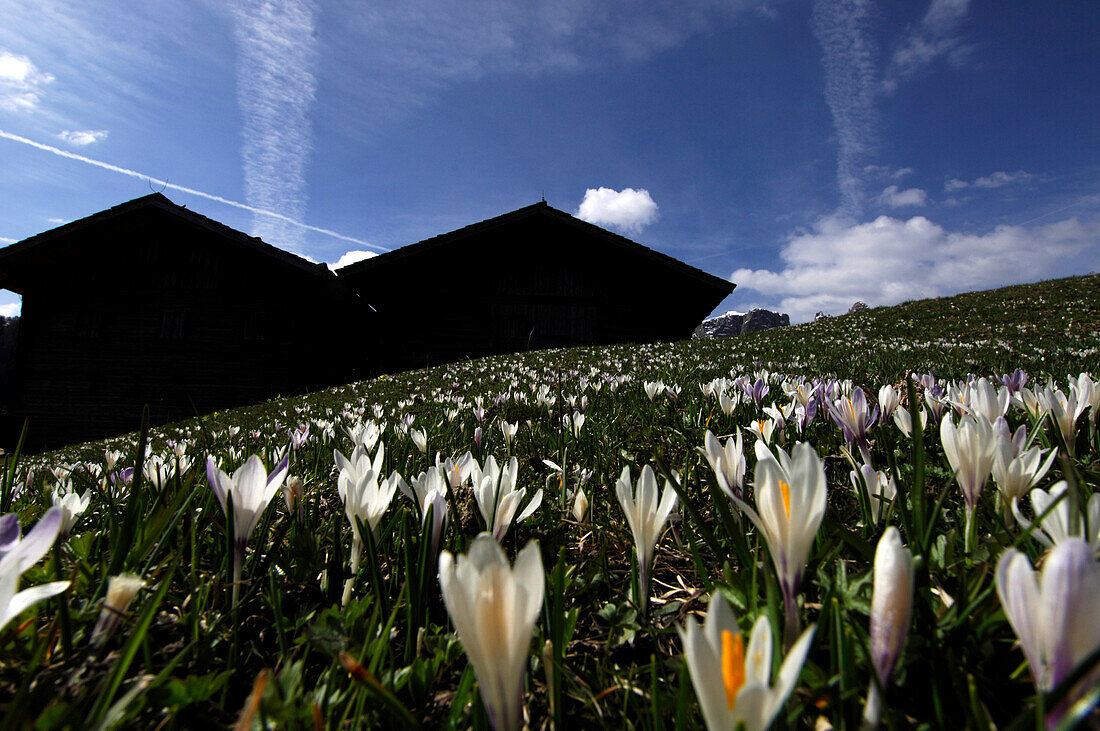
0, 302, 20, 317
887, 0, 971, 84
57, 129, 107, 146
973, 170, 1032, 188
864, 165, 913, 179
0, 50, 53, 112
329, 250, 377, 270
876, 185, 927, 208
730, 214, 1100, 323
811, 0, 878, 218
944, 170, 1032, 192
232, 0, 319, 253
0, 236, 15, 245
576, 187, 659, 235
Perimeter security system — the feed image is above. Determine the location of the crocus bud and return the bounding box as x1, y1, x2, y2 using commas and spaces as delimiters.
92, 573, 147, 645
410, 428, 427, 454
878, 384, 900, 417
282, 475, 303, 517
871, 527, 913, 684
863, 527, 914, 727
572, 487, 590, 524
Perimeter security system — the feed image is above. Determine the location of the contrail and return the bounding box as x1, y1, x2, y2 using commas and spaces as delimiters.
0, 129, 387, 251
812, 0, 877, 219
233, 0, 319, 253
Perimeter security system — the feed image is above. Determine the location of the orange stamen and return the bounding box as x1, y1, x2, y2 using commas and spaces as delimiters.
780, 480, 791, 517
722, 630, 745, 710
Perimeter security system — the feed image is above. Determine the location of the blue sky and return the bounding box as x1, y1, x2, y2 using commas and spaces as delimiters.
0, 0, 1097, 323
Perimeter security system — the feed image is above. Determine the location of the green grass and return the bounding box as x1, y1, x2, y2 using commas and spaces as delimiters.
1, 273, 1099, 729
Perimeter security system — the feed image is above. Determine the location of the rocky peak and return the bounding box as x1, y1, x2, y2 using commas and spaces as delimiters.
693, 308, 789, 338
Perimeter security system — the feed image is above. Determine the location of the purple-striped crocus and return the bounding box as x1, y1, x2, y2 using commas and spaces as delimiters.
829, 387, 879, 463
0, 509, 70, 632
863, 527, 914, 727
996, 539, 1100, 728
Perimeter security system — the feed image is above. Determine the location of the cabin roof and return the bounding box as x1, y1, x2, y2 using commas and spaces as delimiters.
0, 193, 333, 293
336, 201, 734, 295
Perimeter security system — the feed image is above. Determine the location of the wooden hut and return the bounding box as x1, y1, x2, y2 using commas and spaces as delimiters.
336, 201, 734, 372
0, 196, 734, 449
0, 194, 354, 450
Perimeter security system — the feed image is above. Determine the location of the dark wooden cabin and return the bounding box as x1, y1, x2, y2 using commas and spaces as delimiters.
336, 202, 734, 373
0, 196, 733, 450
0, 194, 355, 450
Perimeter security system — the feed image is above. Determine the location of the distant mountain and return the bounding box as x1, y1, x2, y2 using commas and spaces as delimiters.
693, 308, 789, 338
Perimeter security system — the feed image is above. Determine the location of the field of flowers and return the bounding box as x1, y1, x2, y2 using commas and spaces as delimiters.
1, 273, 1099, 729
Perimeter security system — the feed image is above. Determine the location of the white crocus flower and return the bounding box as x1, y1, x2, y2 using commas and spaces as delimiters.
51, 486, 90, 537
143, 455, 174, 490
892, 405, 926, 439
996, 539, 1100, 725
0, 509, 70, 632
472, 456, 542, 542
719, 389, 740, 416
1076, 372, 1100, 428
338, 456, 400, 605
439, 451, 475, 491
1013, 481, 1100, 551
877, 384, 900, 417
644, 380, 665, 402
747, 417, 776, 445
850, 463, 896, 524
409, 428, 428, 454
439, 535, 544, 731
402, 466, 449, 555
991, 425, 1057, 524
1011, 386, 1042, 420
346, 420, 382, 452
567, 411, 586, 438
678, 593, 815, 731
499, 420, 518, 449
863, 527, 914, 727
734, 441, 826, 633
1041, 386, 1088, 457
616, 465, 678, 614
206, 454, 289, 607
104, 449, 123, 472
940, 412, 997, 546
954, 377, 1010, 422
700, 429, 747, 501
334, 443, 385, 503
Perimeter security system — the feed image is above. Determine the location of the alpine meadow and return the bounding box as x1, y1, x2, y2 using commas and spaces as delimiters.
2, 273, 1100, 730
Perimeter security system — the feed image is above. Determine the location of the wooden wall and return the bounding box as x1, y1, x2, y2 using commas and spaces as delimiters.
5, 206, 355, 450
348, 212, 728, 373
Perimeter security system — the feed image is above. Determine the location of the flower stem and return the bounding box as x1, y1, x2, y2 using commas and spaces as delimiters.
783, 587, 800, 651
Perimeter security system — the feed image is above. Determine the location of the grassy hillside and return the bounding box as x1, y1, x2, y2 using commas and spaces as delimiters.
2, 273, 1099, 729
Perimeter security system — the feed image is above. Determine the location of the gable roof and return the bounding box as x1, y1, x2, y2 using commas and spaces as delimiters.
336, 201, 735, 294
0, 193, 333, 293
